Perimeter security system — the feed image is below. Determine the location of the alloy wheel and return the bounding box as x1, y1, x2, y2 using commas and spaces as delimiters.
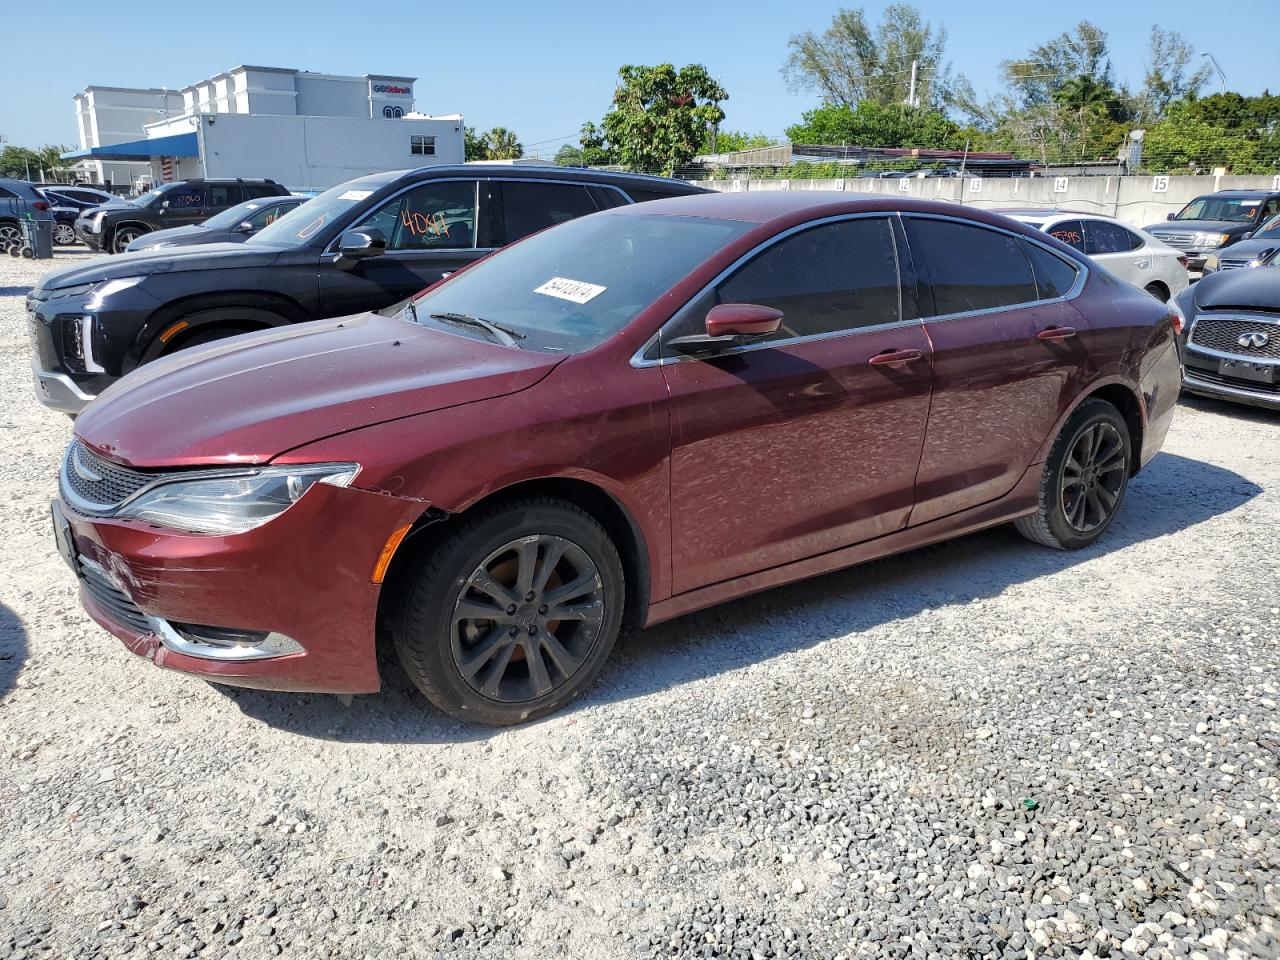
0, 224, 21, 249
113, 228, 141, 253
450, 534, 605, 703
1060, 421, 1127, 533
53, 223, 76, 245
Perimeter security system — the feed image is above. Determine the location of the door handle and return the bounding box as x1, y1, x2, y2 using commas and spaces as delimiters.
1036, 325, 1077, 341
868, 348, 923, 367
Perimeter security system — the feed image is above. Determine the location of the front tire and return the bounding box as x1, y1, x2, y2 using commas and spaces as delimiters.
1014, 398, 1131, 550
392, 498, 625, 725
111, 225, 146, 253
53, 223, 76, 246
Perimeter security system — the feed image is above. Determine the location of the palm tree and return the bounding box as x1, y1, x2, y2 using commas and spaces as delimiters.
484, 127, 523, 160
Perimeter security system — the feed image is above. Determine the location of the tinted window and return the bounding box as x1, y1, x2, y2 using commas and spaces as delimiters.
624, 188, 680, 204
1084, 220, 1141, 255
414, 213, 751, 353
1047, 220, 1085, 252
246, 201, 297, 230
1174, 196, 1262, 223
1257, 214, 1280, 240
498, 181, 599, 245
906, 218, 1037, 315
354, 180, 476, 250
67, 189, 108, 204
588, 185, 629, 209
205, 184, 244, 209
1024, 242, 1080, 299
0, 187, 15, 199
244, 183, 280, 199
164, 185, 202, 209
714, 217, 900, 339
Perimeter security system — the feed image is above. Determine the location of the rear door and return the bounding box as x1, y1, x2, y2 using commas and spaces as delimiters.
491, 179, 603, 246
904, 215, 1088, 525
203, 183, 246, 222
316, 178, 486, 318
1083, 219, 1147, 287
660, 215, 933, 593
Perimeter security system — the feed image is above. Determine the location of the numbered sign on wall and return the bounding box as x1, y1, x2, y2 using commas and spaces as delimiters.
969, 178, 982, 194
1152, 176, 1169, 193
1053, 177, 1069, 194
898, 177, 911, 193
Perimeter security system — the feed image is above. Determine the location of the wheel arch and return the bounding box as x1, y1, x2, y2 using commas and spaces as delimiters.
375, 476, 652, 660
1143, 280, 1170, 302
1037, 379, 1145, 476
105, 219, 153, 246
130, 291, 307, 367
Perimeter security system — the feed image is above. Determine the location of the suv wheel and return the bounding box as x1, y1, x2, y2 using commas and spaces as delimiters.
111, 226, 146, 253
1015, 398, 1132, 550
392, 498, 625, 725
53, 223, 76, 246
0, 222, 21, 250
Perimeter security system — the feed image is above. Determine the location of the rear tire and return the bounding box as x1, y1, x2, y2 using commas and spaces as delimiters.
391, 498, 625, 725
53, 223, 76, 246
1143, 282, 1169, 302
1014, 398, 1131, 550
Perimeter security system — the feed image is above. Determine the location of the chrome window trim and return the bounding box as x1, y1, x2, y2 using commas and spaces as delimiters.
629, 210, 1088, 368
1186, 312, 1280, 364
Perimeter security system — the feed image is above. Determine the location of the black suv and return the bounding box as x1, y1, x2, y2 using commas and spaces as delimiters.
75, 178, 291, 254
30, 165, 706, 413
1146, 190, 1280, 278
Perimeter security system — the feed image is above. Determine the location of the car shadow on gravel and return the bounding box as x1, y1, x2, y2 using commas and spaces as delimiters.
1180, 393, 1280, 423
221, 451, 1259, 741
0, 285, 34, 298
0, 600, 28, 701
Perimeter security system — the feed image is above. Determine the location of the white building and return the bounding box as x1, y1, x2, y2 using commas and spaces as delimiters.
65, 66, 464, 192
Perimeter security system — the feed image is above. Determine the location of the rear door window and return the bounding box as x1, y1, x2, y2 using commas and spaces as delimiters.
1047, 220, 1086, 252
905, 218, 1037, 316
496, 181, 600, 245
205, 183, 245, 209
1023, 242, 1081, 300
1083, 220, 1141, 254
245, 183, 282, 199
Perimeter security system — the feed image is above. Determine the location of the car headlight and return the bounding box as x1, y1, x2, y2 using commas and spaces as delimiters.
115, 463, 360, 534
50, 280, 98, 299
84, 276, 145, 310
1193, 232, 1230, 247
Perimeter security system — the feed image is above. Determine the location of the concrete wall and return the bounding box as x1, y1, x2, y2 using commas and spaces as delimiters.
690, 174, 1280, 230
178, 113, 464, 190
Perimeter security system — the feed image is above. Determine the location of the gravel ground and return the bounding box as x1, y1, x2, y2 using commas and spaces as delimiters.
1, 251, 1278, 960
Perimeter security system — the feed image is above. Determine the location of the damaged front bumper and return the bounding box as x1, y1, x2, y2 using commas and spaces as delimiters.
56, 482, 426, 694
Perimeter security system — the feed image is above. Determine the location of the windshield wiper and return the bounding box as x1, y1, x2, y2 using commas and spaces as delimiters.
429, 312, 526, 347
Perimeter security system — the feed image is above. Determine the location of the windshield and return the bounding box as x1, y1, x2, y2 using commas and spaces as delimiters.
1256, 214, 1280, 240
203, 198, 283, 230
248, 177, 389, 247
1174, 196, 1264, 223
410, 213, 753, 353
130, 188, 164, 208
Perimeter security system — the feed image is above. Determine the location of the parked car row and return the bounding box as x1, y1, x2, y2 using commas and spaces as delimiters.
34, 164, 1189, 724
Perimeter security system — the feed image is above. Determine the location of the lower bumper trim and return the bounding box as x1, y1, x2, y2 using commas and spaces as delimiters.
1183, 372, 1280, 409
32, 364, 96, 414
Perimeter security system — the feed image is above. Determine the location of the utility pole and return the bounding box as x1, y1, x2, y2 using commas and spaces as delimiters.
906, 60, 918, 108
1200, 52, 1227, 94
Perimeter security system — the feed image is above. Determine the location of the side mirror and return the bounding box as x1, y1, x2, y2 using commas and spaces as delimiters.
231, 221, 255, 235
1166, 213, 1176, 221
337, 229, 386, 261
1241, 231, 1253, 241
160, 199, 171, 210
667, 303, 784, 355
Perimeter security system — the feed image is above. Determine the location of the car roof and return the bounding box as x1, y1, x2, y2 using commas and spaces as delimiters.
396, 164, 704, 192
1206, 190, 1279, 197
607, 191, 1062, 236
994, 208, 1098, 218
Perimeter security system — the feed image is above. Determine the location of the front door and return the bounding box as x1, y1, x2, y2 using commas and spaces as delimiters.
903, 215, 1091, 525
316, 179, 490, 318
661, 216, 934, 594
156, 183, 205, 227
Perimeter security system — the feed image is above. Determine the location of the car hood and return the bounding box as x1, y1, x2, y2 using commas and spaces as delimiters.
1218, 238, 1280, 260
129, 224, 210, 247
39, 242, 288, 291
74, 310, 565, 468
1189, 265, 1280, 311
1147, 219, 1250, 234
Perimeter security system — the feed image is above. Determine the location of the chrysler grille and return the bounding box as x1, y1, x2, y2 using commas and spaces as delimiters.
59, 440, 172, 514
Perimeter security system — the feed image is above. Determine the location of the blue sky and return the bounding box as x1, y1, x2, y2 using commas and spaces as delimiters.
2, 0, 1276, 154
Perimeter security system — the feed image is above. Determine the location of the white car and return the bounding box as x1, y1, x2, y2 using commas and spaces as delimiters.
1000, 209, 1189, 302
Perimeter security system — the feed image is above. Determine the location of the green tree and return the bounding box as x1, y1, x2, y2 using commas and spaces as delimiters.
699, 130, 776, 154
1002, 20, 1112, 109
463, 127, 486, 162
782, 4, 961, 109
1139, 27, 1211, 121
554, 144, 585, 166
784, 101, 961, 149
598, 63, 727, 175
578, 122, 614, 166
0, 143, 73, 180
483, 127, 522, 160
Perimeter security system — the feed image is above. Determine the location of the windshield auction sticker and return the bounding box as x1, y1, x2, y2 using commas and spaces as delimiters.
338, 190, 373, 201
534, 277, 606, 304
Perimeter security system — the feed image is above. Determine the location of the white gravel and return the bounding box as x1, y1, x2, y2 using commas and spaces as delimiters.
1, 251, 1278, 960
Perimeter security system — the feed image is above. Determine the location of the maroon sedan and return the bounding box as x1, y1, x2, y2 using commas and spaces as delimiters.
55, 193, 1181, 724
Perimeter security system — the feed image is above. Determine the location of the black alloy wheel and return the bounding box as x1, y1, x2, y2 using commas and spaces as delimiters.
1059, 421, 1127, 533
451, 535, 606, 703
393, 498, 625, 725
1015, 398, 1131, 550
